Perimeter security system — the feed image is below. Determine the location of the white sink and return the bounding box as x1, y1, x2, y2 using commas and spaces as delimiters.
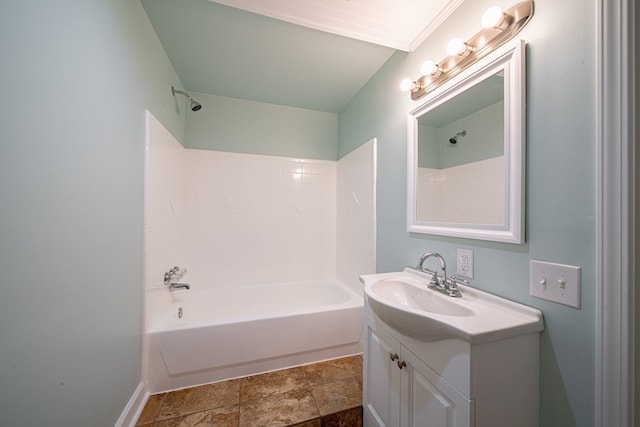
371, 279, 474, 317
361, 268, 543, 343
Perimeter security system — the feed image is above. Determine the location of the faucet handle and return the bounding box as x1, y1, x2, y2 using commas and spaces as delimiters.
441, 276, 462, 297
447, 276, 470, 288
164, 266, 187, 286
455, 276, 470, 286
417, 267, 440, 284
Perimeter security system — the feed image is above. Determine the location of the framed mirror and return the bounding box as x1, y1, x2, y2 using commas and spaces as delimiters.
407, 40, 525, 244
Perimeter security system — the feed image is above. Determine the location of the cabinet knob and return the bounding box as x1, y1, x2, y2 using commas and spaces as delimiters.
389, 353, 399, 362
397, 360, 407, 369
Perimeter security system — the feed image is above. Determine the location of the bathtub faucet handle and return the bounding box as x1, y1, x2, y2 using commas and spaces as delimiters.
164, 266, 188, 286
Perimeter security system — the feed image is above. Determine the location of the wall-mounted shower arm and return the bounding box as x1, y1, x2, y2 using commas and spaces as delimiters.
171, 86, 202, 111
449, 130, 467, 144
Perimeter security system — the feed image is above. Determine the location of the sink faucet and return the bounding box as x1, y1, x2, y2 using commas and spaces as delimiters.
416, 252, 464, 297
417, 252, 447, 286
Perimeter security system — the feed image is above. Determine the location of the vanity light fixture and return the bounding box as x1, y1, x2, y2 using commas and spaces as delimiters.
446, 38, 471, 57
482, 6, 512, 30
401, 1, 533, 101
420, 60, 443, 78
400, 78, 421, 92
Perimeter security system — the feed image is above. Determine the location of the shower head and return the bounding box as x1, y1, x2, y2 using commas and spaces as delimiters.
190, 99, 202, 111
171, 86, 202, 112
449, 130, 467, 144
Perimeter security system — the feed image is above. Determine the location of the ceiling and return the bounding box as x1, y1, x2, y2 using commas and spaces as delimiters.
142, 0, 463, 113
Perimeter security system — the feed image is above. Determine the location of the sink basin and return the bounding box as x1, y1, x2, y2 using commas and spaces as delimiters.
361, 268, 543, 343
372, 279, 474, 317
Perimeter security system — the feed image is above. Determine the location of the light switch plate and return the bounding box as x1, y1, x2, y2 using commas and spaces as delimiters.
529, 260, 581, 308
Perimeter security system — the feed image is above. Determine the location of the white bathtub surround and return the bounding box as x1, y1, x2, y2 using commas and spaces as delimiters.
416, 156, 504, 224
185, 150, 337, 287
143, 110, 187, 290
143, 111, 188, 384
143, 115, 376, 393
337, 139, 377, 296
146, 279, 363, 393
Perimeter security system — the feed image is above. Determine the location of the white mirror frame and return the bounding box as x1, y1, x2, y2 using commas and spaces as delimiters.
407, 39, 525, 244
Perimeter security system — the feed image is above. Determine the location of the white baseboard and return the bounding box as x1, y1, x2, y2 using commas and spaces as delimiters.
114, 382, 149, 427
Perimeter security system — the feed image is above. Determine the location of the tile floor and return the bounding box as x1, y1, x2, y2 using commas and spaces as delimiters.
136, 354, 363, 427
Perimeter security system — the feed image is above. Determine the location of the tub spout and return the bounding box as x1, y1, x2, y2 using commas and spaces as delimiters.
169, 283, 190, 291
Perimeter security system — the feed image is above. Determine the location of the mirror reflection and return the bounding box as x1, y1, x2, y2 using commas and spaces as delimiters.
408, 40, 525, 244
415, 73, 505, 225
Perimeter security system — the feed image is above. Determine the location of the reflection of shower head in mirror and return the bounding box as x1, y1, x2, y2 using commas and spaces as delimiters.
449, 130, 467, 144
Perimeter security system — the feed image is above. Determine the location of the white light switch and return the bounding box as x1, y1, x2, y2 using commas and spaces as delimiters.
529, 260, 581, 308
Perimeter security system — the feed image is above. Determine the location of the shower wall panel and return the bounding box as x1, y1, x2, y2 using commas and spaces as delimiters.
336, 139, 377, 296
143, 111, 187, 382
184, 149, 337, 288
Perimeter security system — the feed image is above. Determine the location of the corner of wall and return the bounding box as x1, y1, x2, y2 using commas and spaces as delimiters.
114, 382, 148, 427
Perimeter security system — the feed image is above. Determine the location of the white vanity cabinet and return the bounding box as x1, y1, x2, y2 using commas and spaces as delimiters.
365, 319, 473, 427
361, 269, 543, 427
363, 308, 540, 427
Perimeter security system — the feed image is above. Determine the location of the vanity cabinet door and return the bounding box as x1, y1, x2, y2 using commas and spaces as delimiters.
400, 348, 474, 427
364, 323, 401, 427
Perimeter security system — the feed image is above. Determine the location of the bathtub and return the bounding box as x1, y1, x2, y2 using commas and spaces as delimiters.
145, 279, 363, 392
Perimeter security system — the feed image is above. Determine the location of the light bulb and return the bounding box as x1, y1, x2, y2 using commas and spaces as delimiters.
482, 6, 504, 28
446, 38, 468, 56
420, 60, 438, 76
400, 78, 415, 92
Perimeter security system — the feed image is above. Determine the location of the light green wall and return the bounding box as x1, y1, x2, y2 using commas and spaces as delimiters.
438, 101, 504, 168
0, 1, 185, 425
339, 0, 595, 426
186, 93, 338, 160
418, 125, 442, 168
418, 101, 503, 169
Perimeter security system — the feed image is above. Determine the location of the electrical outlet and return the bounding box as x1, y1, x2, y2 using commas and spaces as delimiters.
456, 248, 474, 279
529, 260, 581, 308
